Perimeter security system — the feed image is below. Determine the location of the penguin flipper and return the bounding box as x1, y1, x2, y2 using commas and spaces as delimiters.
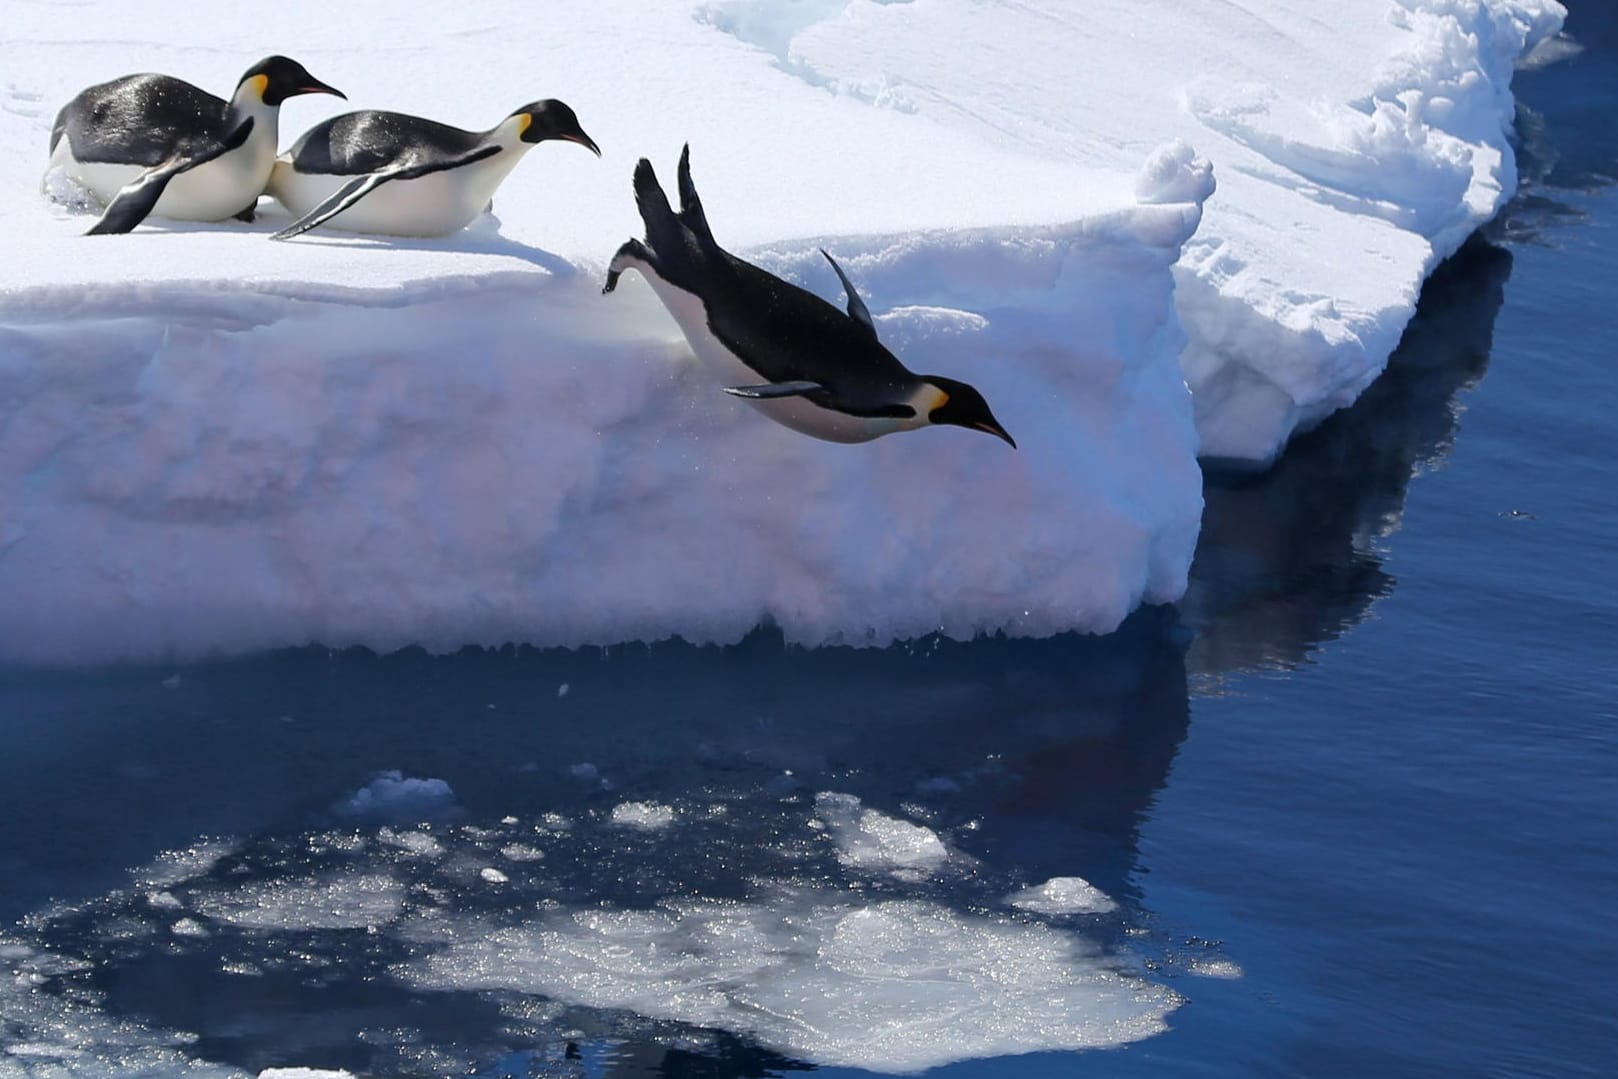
820, 249, 876, 337
723, 380, 826, 399
272, 146, 504, 241
86, 117, 256, 236
271, 173, 390, 240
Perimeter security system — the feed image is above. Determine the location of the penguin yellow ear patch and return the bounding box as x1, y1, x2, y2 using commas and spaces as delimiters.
251, 74, 270, 98
516, 113, 533, 136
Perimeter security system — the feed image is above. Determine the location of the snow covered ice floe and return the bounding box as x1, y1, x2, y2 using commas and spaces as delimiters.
0, 0, 1560, 663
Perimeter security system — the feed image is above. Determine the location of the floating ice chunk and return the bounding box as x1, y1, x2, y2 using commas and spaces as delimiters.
260, 1070, 359, 1079
480, 867, 509, 884
1189, 956, 1244, 979
500, 842, 546, 862
336, 771, 457, 824
134, 840, 239, 888
538, 813, 573, 833
1009, 876, 1119, 915
377, 826, 444, 859
610, 802, 676, 830
814, 792, 948, 874
407, 891, 1179, 1073
193, 873, 403, 930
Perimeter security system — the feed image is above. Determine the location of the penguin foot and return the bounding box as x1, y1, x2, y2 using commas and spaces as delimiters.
233, 204, 256, 223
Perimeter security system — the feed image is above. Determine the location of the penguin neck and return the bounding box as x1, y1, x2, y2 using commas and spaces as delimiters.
225, 81, 280, 146
454, 117, 536, 195
487, 115, 540, 156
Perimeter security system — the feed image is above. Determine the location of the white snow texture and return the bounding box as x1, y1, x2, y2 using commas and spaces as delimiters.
0, 0, 1561, 664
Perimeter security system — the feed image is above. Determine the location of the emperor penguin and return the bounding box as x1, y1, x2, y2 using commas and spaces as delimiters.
603, 147, 1016, 447
267, 100, 600, 240
47, 56, 345, 235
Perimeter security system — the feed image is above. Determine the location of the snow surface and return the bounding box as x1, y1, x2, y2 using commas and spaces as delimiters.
0, 0, 1560, 663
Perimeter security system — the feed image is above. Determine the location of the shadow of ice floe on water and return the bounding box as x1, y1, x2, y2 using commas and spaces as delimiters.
1180, 234, 1512, 681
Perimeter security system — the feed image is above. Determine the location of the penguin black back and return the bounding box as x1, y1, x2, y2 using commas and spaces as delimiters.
622, 151, 916, 398
284, 112, 490, 176
51, 75, 230, 165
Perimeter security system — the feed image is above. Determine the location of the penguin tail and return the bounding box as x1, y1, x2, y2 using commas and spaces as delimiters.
48, 108, 67, 156
675, 143, 718, 252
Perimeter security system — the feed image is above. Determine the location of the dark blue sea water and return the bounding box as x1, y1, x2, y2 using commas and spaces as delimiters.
3, 13, 1615, 1079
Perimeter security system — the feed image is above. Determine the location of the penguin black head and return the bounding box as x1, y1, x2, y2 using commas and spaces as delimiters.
511, 99, 601, 156
923, 376, 1017, 448
238, 56, 346, 107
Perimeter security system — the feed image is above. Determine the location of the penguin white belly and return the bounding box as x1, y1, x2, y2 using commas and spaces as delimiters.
638, 271, 918, 444
270, 154, 519, 238
55, 138, 273, 222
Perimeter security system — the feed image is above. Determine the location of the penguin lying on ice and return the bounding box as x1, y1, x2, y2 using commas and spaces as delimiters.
268, 101, 599, 240
603, 146, 1015, 447
48, 56, 344, 235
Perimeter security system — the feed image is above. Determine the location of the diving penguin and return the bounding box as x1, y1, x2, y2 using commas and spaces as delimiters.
47, 56, 345, 235
268, 101, 600, 240
602, 147, 1016, 447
